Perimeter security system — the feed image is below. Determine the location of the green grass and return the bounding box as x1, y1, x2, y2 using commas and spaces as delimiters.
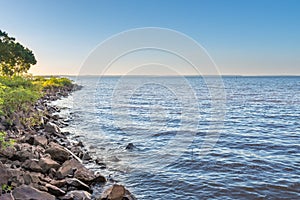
0, 76, 73, 125
0, 131, 15, 149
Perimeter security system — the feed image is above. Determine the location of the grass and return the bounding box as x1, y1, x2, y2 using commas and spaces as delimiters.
0, 75, 73, 126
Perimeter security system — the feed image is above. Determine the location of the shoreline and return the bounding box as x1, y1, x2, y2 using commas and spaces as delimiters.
0, 82, 136, 200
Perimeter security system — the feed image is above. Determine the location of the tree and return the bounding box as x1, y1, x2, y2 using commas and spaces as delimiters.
0, 30, 37, 76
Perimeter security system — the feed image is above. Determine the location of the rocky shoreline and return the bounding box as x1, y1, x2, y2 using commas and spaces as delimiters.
0, 83, 136, 200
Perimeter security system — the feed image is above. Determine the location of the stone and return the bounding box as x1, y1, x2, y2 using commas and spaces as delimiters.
12, 143, 37, 162
50, 179, 66, 187
82, 152, 92, 161
45, 143, 70, 163
23, 172, 40, 185
22, 159, 42, 172
48, 168, 57, 179
0, 193, 15, 200
65, 178, 90, 192
125, 143, 135, 150
70, 146, 84, 158
100, 185, 137, 200
74, 167, 106, 184
12, 185, 55, 200
62, 190, 91, 200
44, 122, 61, 134
33, 136, 48, 147
38, 157, 60, 173
7, 168, 25, 187
0, 162, 12, 185
0, 146, 16, 159
56, 159, 78, 179
45, 183, 66, 196
57, 159, 106, 184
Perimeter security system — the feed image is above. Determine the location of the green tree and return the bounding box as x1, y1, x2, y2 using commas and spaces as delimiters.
0, 30, 37, 76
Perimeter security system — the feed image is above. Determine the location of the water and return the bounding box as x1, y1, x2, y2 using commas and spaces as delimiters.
54, 76, 300, 199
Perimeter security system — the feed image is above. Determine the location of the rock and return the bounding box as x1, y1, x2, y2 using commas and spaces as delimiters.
100, 185, 137, 200
33, 136, 48, 147
56, 159, 78, 179
70, 146, 84, 158
82, 152, 92, 161
38, 157, 60, 173
0, 146, 16, 159
0, 193, 15, 200
0, 162, 12, 185
50, 179, 66, 188
45, 142, 70, 163
125, 143, 135, 150
65, 178, 90, 192
25, 135, 47, 147
48, 168, 57, 179
12, 143, 37, 162
45, 183, 66, 196
74, 167, 106, 184
44, 122, 61, 134
57, 159, 106, 184
22, 159, 43, 172
62, 190, 92, 200
95, 159, 106, 169
22, 159, 42, 172
7, 168, 25, 187
12, 185, 55, 200
23, 172, 40, 185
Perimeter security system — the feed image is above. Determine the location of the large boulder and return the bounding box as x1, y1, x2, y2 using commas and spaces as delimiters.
38, 157, 60, 173
100, 185, 137, 200
56, 159, 78, 179
45, 142, 70, 163
57, 159, 106, 184
12, 185, 55, 200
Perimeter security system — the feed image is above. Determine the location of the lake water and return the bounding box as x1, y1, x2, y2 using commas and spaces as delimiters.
54, 76, 300, 199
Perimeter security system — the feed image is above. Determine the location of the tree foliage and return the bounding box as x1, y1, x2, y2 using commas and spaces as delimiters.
0, 30, 37, 76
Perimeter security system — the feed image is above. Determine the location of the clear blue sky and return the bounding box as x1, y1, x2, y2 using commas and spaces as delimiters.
0, 0, 299, 75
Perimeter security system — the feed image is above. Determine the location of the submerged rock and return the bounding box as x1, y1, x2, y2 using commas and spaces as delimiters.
125, 143, 135, 150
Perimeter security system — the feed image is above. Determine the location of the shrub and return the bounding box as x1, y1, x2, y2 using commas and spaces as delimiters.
42, 77, 72, 88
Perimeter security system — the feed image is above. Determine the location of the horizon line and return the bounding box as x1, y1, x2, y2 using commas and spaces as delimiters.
34, 74, 300, 77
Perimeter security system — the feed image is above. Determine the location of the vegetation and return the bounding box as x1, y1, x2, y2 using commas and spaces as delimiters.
0, 30, 36, 76
0, 30, 73, 129
0, 131, 15, 149
0, 76, 73, 121
1, 183, 13, 193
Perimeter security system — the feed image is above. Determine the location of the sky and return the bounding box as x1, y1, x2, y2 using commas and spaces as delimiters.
0, 0, 299, 75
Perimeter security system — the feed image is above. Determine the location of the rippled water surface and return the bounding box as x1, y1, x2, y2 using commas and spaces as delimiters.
55, 76, 300, 199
